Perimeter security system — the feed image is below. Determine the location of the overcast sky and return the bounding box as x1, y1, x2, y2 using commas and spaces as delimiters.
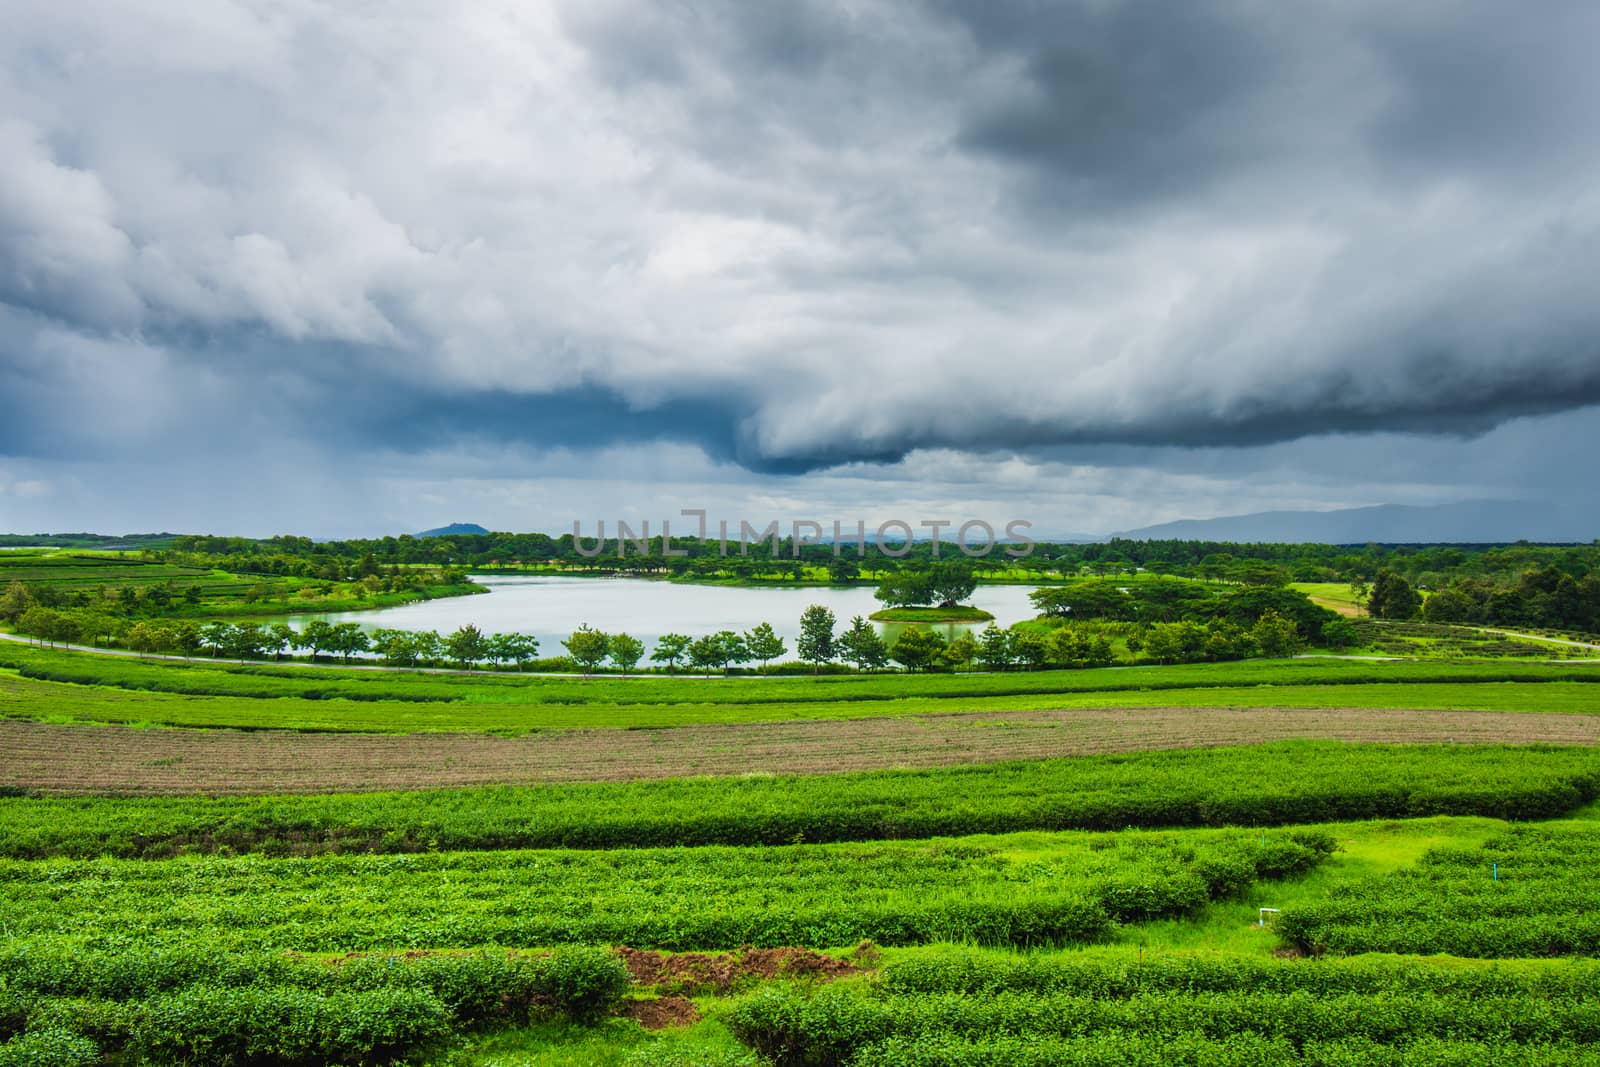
3, 1, 1598, 539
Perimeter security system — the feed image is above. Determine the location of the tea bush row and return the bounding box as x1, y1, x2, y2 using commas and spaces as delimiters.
0, 947, 629, 1066
726, 953, 1600, 1066
4, 743, 1591, 858
1281, 824, 1600, 957
0, 831, 1330, 954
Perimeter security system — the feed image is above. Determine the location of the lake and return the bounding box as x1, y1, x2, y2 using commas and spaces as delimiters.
288, 574, 1043, 656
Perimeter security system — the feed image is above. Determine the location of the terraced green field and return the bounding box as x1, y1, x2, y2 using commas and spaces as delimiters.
4, 637, 1600, 1064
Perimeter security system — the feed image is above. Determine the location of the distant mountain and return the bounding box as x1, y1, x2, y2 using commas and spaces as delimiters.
416, 522, 490, 538
1114, 501, 1596, 545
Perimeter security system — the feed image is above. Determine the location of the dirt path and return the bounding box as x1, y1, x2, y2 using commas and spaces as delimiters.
5, 705, 1598, 795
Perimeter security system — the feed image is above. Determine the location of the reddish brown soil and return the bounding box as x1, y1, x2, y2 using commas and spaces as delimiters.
621, 996, 702, 1029
4, 706, 1599, 795
618, 944, 866, 994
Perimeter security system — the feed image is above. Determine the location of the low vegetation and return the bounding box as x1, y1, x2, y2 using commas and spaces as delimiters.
1281, 821, 1600, 957
3, 742, 1594, 857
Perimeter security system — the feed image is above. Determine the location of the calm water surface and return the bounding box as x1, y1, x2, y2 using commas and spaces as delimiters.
289, 574, 1042, 655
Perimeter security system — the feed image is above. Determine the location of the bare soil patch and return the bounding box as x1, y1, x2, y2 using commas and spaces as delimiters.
619, 945, 865, 996
4, 706, 1598, 795
620, 996, 701, 1030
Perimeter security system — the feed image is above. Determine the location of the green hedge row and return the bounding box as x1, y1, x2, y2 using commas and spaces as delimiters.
0, 947, 629, 1066
1281, 824, 1600, 957
4, 743, 1593, 858
0, 833, 1329, 955
726, 953, 1600, 1066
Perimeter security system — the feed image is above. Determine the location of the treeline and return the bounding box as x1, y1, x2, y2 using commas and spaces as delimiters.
3, 604, 1319, 676
165, 532, 1600, 586
1423, 565, 1600, 631
1030, 580, 1346, 639
0, 565, 465, 624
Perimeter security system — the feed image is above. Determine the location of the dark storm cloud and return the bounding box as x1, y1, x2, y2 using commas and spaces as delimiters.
2, 0, 1599, 484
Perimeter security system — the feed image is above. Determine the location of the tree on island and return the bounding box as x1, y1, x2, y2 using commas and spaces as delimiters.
874, 561, 977, 608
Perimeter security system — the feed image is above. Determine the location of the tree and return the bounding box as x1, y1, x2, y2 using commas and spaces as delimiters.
372, 628, 419, 666
686, 631, 746, 675
226, 623, 266, 662
1321, 618, 1359, 648
609, 632, 645, 675
1368, 569, 1421, 620
1251, 609, 1302, 658
297, 619, 337, 662
837, 616, 889, 672
797, 605, 836, 673
0, 581, 33, 622
650, 633, 692, 674
943, 631, 980, 671
330, 622, 370, 664
688, 634, 723, 676
828, 558, 859, 583
890, 627, 947, 672
713, 630, 749, 674
170, 622, 202, 659
494, 633, 540, 671
1348, 577, 1371, 615
1048, 626, 1091, 667
266, 623, 296, 661
445, 624, 488, 668
1422, 588, 1475, 624
198, 622, 234, 658
124, 621, 161, 657
977, 624, 1014, 671
744, 622, 786, 672
927, 561, 977, 607
413, 629, 443, 666
76, 612, 121, 648
564, 625, 610, 675
874, 570, 934, 608
1011, 629, 1051, 669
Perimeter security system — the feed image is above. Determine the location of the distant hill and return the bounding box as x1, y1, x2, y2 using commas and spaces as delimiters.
1114, 501, 1596, 545
416, 523, 490, 538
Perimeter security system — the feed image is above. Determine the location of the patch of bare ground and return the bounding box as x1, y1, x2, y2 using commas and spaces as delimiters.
621, 996, 701, 1030
3, 706, 1599, 795
619, 944, 868, 996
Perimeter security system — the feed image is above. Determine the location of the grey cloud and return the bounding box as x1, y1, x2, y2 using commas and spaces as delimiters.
1, 0, 1599, 493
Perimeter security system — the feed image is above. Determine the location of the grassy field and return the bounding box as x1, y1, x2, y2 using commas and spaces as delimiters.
1290, 581, 1367, 616
1, 741, 1592, 853
9, 663, 1600, 736
0, 547, 482, 621
867, 606, 995, 622
5, 804, 1598, 1064
6, 630, 1600, 1063
6, 640, 1600, 718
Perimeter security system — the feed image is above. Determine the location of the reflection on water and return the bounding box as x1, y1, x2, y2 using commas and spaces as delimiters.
287, 574, 1041, 654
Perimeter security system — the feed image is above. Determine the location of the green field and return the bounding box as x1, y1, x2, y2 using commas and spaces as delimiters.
5, 641, 1600, 734
6, 742, 1593, 858
6, 623, 1600, 1063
